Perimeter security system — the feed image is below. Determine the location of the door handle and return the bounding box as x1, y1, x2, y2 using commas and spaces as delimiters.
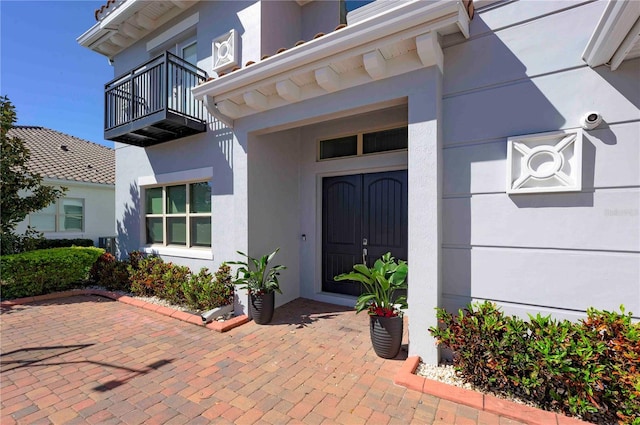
362, 248, 368, 264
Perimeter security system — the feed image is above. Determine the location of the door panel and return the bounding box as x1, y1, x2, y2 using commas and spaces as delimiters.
322, 175, 362, 296
322, 170, 408, 296
363, 170, 408, 265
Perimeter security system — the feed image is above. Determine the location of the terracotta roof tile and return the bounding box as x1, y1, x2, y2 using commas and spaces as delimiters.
95, 0, 119, 21
7, 126, 115, 186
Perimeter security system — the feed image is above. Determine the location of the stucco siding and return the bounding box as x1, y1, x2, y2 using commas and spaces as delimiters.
16, 181, 115, 245
440, 0, 640, 319
248, 129, 301, 308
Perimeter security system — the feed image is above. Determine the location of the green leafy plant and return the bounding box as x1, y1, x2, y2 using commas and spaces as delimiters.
334, 252, 407, 317
128, 255, 167, 297
228, 248, 286, 295
182, 264, 233, 311
429, 302, 640, 425
0, 247, 103, 299
128, 255, 189, 304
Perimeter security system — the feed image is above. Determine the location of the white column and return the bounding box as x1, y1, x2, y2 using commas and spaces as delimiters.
407, 66, 442, 365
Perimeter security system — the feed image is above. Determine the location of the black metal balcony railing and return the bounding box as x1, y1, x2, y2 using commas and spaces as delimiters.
104, 52, 208, 147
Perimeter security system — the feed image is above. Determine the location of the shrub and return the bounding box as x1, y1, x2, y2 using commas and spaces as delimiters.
35, 238, 94, 249
158, 263, 190, 305
89, 252, 130, 291
128, 255, 189, 305
0, 247, 103, 299
183, 263, 234, 311
429, 302, 640, 425
128, 255, 168, 297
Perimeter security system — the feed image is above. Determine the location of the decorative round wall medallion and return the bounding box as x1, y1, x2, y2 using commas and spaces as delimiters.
213, 30, 238, 73
507, 130, 582, 194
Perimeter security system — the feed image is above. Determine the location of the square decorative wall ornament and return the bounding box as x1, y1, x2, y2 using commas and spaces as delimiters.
212, 29, 238, 74
506, 129, 583, 194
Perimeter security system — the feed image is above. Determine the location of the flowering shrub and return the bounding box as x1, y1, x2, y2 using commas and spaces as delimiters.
429, 302, 640, 425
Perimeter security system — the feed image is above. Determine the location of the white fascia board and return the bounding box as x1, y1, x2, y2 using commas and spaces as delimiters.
193, 0, 466, 100
582, 0, 640, 67
77, 22, 103, 47
77, 1, 143, 50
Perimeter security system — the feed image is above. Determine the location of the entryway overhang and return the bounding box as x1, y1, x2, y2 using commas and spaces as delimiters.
192, 0, 472, 126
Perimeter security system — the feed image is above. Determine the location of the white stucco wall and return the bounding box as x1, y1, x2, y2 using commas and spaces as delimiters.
15, 180, 115, 245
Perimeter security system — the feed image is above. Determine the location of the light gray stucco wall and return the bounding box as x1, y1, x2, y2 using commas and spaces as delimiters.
247, 129, 301, 308
112, 1, 259, 276
439, 0, 640, 320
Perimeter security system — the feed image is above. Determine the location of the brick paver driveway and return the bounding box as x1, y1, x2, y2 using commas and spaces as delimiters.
1, 295, 525, 424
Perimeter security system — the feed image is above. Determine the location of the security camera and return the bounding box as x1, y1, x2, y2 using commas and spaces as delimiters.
581, 112, 603, 130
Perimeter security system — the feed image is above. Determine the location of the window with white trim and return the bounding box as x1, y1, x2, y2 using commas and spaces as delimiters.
318, 126, 408, 160
145, 181, 211, 248
30, 198, 84, 232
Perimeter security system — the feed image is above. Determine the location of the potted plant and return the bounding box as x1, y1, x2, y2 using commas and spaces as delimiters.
229, 248, 286, 325
334, 252, 408, 358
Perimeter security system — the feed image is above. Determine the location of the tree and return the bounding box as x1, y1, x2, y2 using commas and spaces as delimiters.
1, 96, 65, 237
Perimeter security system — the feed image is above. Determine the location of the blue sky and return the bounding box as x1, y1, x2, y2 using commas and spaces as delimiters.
1, 1, 373, 150
1, 1, 114, 147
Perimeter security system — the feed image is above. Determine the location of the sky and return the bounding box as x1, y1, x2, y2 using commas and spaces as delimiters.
1, 0, 114, 148
1, 1, 373, 150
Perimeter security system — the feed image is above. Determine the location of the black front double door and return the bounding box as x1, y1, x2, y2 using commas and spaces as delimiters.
322, 170, 408, 296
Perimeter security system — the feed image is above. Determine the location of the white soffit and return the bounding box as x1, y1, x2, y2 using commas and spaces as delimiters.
77, 0, 200, 59
582, 0, 640, 70
193, 0, 470, 121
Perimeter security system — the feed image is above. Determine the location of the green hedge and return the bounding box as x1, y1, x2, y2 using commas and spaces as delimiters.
430, 302, 640, 425
34, 238, 94, 249
0, 247, 103, 299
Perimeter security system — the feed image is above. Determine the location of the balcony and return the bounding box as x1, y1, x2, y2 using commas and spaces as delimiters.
105, 52, 208, 147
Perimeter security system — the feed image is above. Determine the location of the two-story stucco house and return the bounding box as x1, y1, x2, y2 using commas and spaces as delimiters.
79, 0, 639, 363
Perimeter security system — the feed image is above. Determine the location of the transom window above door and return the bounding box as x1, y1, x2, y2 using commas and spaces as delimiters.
144, 181, 211, 248
318, 126, 408, 160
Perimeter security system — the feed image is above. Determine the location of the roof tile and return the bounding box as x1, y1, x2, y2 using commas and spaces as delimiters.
7, 126, 115, 186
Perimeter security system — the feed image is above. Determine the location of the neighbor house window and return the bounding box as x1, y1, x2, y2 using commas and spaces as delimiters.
145, 181, 211, 248
319, 126, 408, 160
29, 198, 84, 232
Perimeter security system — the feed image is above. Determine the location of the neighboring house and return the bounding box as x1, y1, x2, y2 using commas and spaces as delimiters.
79, 0, 639, 363
10, 126, 115, 246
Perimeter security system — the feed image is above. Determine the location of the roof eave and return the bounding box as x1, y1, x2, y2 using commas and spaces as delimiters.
582, 0, 640, 69
193, 0, 469, 105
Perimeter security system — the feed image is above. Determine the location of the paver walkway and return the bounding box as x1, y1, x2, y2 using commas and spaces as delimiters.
1, 295, 527, 424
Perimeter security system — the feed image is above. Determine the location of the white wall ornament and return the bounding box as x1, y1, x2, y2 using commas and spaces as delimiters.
212, 29, 238, 74
506, 130, 583, 194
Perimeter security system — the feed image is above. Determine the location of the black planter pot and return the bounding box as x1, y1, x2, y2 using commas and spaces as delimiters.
249, 291, 275, 325
369, 315, 403, 359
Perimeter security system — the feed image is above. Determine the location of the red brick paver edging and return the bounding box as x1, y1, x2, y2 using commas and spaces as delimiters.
394, 356, 593, 425
0, 289, 248, 332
